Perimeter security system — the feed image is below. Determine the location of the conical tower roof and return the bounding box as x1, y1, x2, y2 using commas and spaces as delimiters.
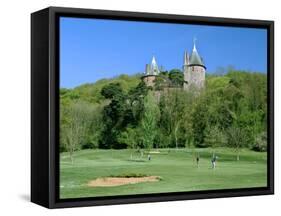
189, 40, 205, 68
183, 50, 189, 66
143, 56, 160, 76
150, 56, 160, 75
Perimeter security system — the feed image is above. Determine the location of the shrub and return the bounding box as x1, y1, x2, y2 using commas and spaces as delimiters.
251, 132, 267, 152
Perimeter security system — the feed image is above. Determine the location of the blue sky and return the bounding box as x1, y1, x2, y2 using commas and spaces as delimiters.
60, 17, 267, 88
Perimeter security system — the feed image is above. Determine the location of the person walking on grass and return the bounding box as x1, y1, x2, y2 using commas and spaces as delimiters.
211, 154, 218, 169
196, 153, 200, 168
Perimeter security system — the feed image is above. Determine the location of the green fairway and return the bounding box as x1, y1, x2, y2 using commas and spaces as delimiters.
60, 148, 267, 199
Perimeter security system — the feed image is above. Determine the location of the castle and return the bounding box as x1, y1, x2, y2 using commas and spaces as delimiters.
141, 41, 206, 90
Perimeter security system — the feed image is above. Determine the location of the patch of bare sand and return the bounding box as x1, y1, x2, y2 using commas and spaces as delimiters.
87, 176, 160, 187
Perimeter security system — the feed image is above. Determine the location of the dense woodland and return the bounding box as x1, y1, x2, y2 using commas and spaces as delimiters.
60, 69, 267, 162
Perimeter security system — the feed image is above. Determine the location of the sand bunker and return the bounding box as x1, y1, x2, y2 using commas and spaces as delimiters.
87, 176, 160, 187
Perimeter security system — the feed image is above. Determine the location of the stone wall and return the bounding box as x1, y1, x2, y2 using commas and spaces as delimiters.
183, 65, 205, 90
142, 75, 157, 87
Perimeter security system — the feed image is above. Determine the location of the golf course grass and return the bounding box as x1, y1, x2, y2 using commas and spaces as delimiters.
60, 148, 267, 199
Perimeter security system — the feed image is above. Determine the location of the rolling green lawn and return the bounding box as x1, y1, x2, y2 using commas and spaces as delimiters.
60, 148, 267, 199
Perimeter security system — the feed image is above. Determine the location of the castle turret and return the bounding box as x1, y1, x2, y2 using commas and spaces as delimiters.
142, 56, 160, 87
183, 40, 206, 90
183, 50, 189, 71
151, 56, 160, 75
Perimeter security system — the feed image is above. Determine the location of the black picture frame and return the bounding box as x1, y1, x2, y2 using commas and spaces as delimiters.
31, 6, 274, 209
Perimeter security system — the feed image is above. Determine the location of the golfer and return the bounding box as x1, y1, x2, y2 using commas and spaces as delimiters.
211, 155, 218, 169
196, 154, 200, 168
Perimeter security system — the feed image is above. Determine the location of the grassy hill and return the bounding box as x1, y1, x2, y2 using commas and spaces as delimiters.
60, 74, 141, 104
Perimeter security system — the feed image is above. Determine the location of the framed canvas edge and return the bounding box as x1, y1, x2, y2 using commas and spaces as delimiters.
40, 6, 274, 209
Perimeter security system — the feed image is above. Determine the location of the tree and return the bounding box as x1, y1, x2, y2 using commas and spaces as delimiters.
251, 131, 267, 152
81, 104, 104, 149
236, 109, 264, 148
100, 81, 149, 149
226, 126, 247, 161
168, 69, 184, 87
182, 108, 194, 149
141, 91, 160, 152
191, 96, 209, 147
128, 81, 149, 125
170, 90, 187, 149
100, 83, 126, 149
181, 91, 197, 148
159, 89, 190, 149
154, 76, 167, 91
204, 125, 227, 153
159, 94, 173, 148
101, 82, 124, 99
60, 101, 91, 164
117, 127, 142, 159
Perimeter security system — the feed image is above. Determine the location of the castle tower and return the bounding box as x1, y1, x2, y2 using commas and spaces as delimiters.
142, 56, 160, 87
183, 40, 206, 90
183, 50, 189, 71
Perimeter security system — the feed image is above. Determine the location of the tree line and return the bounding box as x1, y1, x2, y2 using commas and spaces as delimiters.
60, 69, 267, 162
